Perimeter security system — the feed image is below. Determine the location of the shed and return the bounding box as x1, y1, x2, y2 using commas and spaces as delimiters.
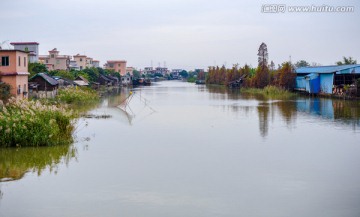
28, 73, 59, 98
295, 64, 360, 94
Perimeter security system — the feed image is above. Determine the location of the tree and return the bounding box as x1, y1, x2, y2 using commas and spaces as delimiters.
278, 62, 296, 90
132, 70, 141, 79
295, 60, 310, 68
28, 62, 48, 77
254, 42, 270, 88
258, 42, 268, 70
336, 56, 357, 65
179, 70, 189, 78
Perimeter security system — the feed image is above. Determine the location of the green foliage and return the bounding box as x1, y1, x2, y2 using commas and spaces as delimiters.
336, 56, 357, 65
295, 60, 310, 68
0, 98, 75, 147
56, 87, 99, 104
132, 70, 141, 79
48, 70, 75, 80
241, 85, 297, 99
82, 67, 99, 82
28, 62, 48, 77
180, 70, 189, 78
0, 82, 11, 102
187, 77, 196, 83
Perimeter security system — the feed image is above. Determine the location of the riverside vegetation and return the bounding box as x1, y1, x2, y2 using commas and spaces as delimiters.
0, 87, 99, 147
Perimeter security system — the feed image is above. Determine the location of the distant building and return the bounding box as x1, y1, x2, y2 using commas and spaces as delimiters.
105, 60, 127, 76
126, 67, 135, 75
10, 42, 39, 63
69, 60, 80, 70
92, 60, 100, 68
171, 69, 183, 78
144, 67, 155, 75
155, 67, 169, 76
0, 50, 29, 99
39, 48, 70, 71
86, 57, 93, 68
73, 54, 87, 70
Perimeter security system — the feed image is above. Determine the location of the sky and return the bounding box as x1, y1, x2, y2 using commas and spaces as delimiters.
1, 0, 360, 70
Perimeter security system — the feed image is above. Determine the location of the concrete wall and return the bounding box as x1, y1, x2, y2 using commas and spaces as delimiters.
73, 56, 87, 70
0, 50, 28, 74
12, 44, 39, 62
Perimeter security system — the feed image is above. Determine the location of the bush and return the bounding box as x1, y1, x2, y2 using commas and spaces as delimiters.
56, 87, 99, 104
0, 98, 75, 147
0, 82, 11, 102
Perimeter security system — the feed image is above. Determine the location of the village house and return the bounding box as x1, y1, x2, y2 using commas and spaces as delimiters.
28, 73, 58, 98
86, 57, 93, 68
92, 60, 100, 68
39, 48, 70, 71
73, 54, 87, 70
0, 50, 29, 99
74, 76, 89, 86
105, 60, 127, 76
126, 67, 134, 75
10, 42, 39, 63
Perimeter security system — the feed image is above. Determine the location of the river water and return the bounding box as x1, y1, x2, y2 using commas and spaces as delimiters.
1, 81, 360, 217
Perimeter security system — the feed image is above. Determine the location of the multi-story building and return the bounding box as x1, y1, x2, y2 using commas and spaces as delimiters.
155, 67, 169, 76
86, 57, 93, 68
105, 60, 127, 76
0, 50, 29, 99
126, 67, 134, 75
39, 48, 70, 71
92, 60, 100, 68
73, 54, 87, 70
144, 67, 155, 75
10, 42, 39, 63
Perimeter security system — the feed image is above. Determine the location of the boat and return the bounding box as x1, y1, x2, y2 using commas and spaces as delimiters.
195, 80, 205, 85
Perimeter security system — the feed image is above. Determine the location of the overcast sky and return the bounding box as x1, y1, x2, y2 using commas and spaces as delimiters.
1, 0, 359, 70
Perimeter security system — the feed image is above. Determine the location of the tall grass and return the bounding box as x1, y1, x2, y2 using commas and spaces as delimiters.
0, 98, 75, 147
56, 87, 99, 104
241, 85, 297, 99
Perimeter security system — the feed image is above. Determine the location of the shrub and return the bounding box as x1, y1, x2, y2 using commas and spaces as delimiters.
56, 87, 99, 104
0, 98, 75, 147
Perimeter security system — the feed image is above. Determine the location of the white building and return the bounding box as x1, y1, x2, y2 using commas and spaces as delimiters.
10, 42, 39, 63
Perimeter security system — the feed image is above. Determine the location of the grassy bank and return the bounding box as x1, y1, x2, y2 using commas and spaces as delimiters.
241, 85, 297, 99
0, 88, 100, 147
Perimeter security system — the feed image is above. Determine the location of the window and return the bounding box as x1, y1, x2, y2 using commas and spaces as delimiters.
80, 58, 82, 61
1, 56, 9, 66
51, 54, 55, 58
25, 47, 29, 52
118, 64, 121, 67
24, 57, 26, 67
56, 60, 60, 64
17, 85, 21, 95
18, 56, 21, 66
46, 60, 48, 63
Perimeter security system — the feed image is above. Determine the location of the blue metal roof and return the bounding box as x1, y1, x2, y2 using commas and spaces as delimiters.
295, 64, 360, 74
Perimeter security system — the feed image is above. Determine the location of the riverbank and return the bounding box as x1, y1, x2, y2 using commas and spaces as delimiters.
0, 87, 100, 147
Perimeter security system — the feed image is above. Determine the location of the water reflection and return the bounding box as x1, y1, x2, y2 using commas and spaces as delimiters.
0, 145, 77, 182
206, 85, 360, 137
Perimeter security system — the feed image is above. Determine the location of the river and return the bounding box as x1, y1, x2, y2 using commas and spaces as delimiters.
1, 81, 360, 217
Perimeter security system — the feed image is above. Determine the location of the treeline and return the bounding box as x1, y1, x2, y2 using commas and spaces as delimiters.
206, 62, 296, 90
28, 62, 120, 82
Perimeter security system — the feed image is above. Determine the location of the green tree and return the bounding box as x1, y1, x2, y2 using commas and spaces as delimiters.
336, 56, 357, 65
295, 60, 310, 68
132, 70, 141, 79
48, 70, 75, 80
28, 62, 48, 77
179, 70, 189, 78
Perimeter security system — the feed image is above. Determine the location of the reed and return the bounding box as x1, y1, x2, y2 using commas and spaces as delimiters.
0, 98, 75, 147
